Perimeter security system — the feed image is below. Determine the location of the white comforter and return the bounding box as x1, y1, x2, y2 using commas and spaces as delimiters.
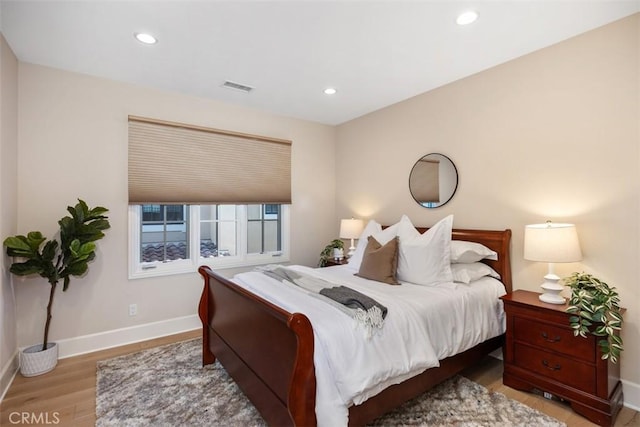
232, 264, 506, 426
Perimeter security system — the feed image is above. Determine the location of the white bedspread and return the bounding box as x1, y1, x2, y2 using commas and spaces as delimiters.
232, 264, 506, 427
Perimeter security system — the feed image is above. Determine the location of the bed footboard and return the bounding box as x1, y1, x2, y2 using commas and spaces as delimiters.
198, 266, 316, 426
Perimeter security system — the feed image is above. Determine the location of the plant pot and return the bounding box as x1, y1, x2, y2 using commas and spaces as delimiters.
332, 248, 344, 260
20, 343, 58, 377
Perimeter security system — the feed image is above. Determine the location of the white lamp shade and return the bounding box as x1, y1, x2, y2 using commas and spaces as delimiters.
339, 218, 364, 239
524, 222, 582, 263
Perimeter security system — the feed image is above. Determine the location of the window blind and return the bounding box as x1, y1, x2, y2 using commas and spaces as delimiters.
128, 116, 292, 204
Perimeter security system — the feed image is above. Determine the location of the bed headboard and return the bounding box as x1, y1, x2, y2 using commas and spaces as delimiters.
387, 226, 513, 293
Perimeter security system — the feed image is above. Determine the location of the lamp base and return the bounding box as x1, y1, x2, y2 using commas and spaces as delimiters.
346, 239, 356, 258
538, 273, 565, 305
539, 292, 566, 304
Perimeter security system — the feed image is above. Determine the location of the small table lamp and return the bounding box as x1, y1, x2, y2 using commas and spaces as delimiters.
524, 222, 582, 304
339, 218, 364, 258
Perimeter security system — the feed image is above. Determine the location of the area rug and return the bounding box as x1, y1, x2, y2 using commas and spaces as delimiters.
96, 339, 565, 426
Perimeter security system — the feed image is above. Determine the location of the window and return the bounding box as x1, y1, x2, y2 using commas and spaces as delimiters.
129, 204, 290, 278
127, 117, 292, 279
141, 205, 189, 262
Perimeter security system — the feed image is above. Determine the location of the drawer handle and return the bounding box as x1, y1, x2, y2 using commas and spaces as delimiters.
541, 332, 561, 343
542, 360, 561, 371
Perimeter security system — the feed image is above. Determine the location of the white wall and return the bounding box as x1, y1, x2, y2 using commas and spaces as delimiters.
336, 14, 640, 405
14, 63, 337, 350
0, 33, 19, 397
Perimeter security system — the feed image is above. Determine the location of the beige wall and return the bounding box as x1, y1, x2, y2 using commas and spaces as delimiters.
6, 9, 639, 409
336, 15, 640, 396
0, 33, 19, 394
14, 64, 336, 347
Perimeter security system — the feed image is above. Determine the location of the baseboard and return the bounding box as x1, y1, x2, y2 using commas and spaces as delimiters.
56, 314, 200, 359
489, 348, 503, 360
622, 378, 640, 412
0, 350, 19, 402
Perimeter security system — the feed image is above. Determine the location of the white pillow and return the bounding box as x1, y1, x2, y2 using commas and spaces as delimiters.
347, 219, 382, 271
451, 262, 501, 284
396, 215, 454, 286
373, 214, 419, 245
450, 240, 498, 263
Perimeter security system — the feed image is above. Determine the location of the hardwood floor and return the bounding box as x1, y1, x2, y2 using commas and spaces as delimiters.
1, 331, 638, 426
461, 357, 639, 427
0, 331, 200, 426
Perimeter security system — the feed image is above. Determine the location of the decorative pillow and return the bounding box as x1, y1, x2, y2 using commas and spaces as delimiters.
397, 215, 454, 286
451, 262, 501, 284
355, 236, 400, 285
347, 219, 382, 271
450, 240, 498, 263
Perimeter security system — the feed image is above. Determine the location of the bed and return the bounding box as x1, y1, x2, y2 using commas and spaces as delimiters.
198, 225, 512, 426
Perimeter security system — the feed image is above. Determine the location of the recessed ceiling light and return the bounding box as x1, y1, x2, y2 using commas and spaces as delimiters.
456, 11, 478, 26
134, 32, 157, 45
324, 88, 337, 95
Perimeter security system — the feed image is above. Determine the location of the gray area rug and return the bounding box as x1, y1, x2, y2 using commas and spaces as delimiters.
96, 339, 565, 426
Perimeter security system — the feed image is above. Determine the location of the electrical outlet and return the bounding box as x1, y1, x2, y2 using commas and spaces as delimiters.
543, 392, 553, 400
129, 303, 137, 316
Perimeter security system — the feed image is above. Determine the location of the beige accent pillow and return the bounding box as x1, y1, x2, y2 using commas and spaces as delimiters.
355, 236, 400, 285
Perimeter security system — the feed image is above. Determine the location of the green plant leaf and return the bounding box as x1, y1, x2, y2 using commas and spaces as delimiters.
70, 199, 88, 223
88, 218, 111, 230
564, 271, 624, 363
4, 232, 50, 258
87, 205, 109, 220
41, 240, 58, 262
9, 259, 46, 276
4, 235, 32, 251
579, 312, 593, 322
66, 260, 89, 277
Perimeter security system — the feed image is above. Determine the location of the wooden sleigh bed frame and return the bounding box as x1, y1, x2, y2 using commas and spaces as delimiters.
198, 227, 512, 426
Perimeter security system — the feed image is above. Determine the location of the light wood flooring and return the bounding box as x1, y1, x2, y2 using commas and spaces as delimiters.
1, 331, 638, 426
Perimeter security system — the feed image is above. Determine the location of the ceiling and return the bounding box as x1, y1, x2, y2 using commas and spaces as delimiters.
1, 1, 638, 125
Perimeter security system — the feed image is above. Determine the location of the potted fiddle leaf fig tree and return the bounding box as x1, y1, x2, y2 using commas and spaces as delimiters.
3, 199, 110, 376
564, 272, 624, 364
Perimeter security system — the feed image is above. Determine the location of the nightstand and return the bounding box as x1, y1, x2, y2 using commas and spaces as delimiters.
323, 258, 349, 267
501, 290, 623, 427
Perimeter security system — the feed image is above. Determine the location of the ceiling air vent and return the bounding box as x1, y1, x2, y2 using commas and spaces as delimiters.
222, 80, 254, 93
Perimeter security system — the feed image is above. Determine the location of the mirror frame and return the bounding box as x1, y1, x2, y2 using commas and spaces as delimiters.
408, 153, 458, 208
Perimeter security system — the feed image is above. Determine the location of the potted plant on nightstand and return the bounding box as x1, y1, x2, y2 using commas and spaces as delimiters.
3, 199, 110, 376
318, 239, 345, 267
564, 272, 624, 363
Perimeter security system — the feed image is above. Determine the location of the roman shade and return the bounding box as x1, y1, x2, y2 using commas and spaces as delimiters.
128, 116, 291, 204
409, 158, 439, 203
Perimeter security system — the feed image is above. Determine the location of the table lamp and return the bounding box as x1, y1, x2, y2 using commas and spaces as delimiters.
524, 222, 582, 304
339, 218, 364, 258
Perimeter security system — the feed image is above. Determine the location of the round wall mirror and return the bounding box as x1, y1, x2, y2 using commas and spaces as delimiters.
408, 153, 458, 208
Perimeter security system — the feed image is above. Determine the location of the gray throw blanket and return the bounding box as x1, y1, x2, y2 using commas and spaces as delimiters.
319, 286, 388, 319
261, 266, 387, 338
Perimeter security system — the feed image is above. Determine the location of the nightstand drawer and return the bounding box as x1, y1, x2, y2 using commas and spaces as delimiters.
514, 343, 596, 394
513, 317, 596, 363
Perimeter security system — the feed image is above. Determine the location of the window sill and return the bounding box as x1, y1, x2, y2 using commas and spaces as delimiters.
129, 254, 290, 280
